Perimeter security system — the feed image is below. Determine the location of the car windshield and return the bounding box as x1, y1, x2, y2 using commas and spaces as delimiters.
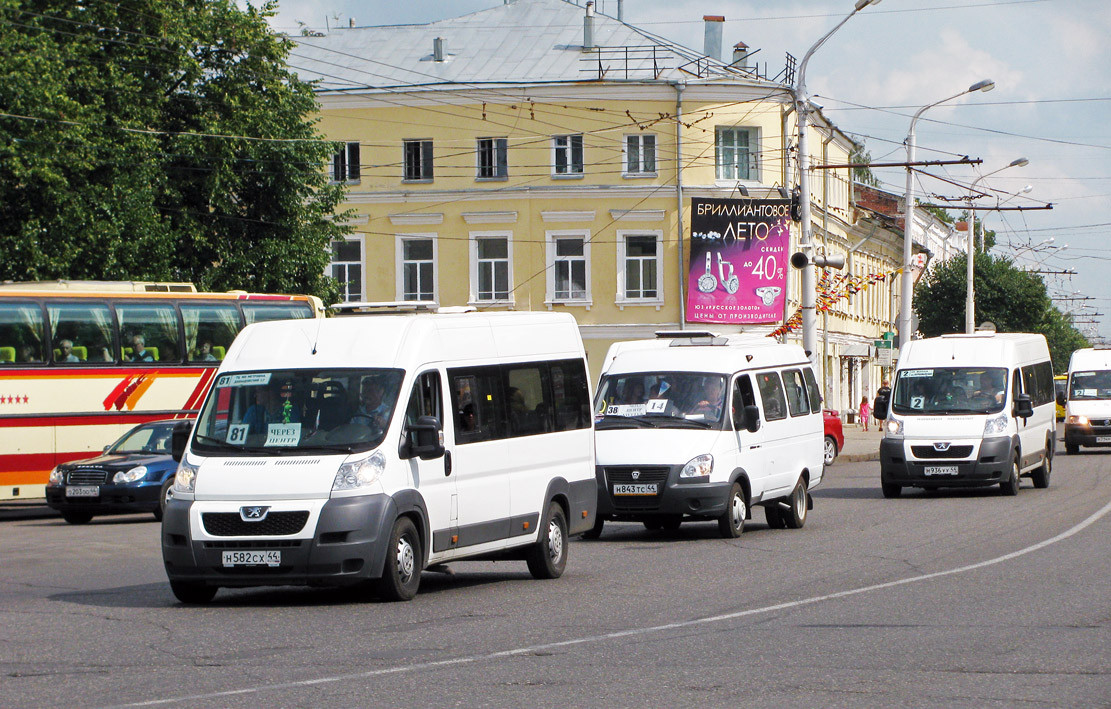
1069, 370, 1111, 400
109, 422, 177, 455
594, 371, 727, 429
191, 368, 403, 455
891, 367, 1007, 415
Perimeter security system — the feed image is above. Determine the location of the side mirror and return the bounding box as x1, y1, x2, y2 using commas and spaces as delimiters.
1056, 391, 1066, 408
403, 415, 445, 460
171, 427, 189, 463
873, 393, 890, 420
742, 404, 761, 433
1014, 393, 1034, 420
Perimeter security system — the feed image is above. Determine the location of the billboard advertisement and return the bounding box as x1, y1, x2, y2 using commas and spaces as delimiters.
686, 197, 792, 324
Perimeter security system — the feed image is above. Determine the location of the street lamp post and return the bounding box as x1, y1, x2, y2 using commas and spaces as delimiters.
794, 0, 881, 361
900, 79, 995, 346
964, 157, 1029, 333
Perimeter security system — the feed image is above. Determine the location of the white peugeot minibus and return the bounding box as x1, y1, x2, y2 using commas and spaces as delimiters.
874, 332, 1055, 497
1061, 346, 1111, 454
589, 332, 824, 537
163, 310, 596, 603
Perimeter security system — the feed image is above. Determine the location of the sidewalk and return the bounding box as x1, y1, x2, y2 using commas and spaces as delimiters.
838, 423, 883, 463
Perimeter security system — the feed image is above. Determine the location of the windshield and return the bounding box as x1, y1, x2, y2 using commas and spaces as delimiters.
594, 371, 727, 429
1069, 370, 1111, 400
192, 368, 403, 455
110, 422, 177, 455
892, 367, 1008, 415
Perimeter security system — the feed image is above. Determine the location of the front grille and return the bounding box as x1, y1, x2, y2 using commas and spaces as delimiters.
603, 466, 670, 484
202, 511, 309, 537
1090, 418, 1111, 427
67, 469, 108, 484
203, 539, 303, 549
911, 445, 974, 459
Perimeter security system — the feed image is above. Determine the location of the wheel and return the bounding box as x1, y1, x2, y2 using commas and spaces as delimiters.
764, 505, 786, 529
781, 477, 808, 529
1000, 456, 1021, 496
660, 515, 682, 531
527, 504, 568, 580
823, 436, 838, 466
169, 580, 217, 604
1030, 438, 1052, 489
717, 483, 746, 538
581, 516, 605, 540
643, 520, 663, 531
881, 481, 901, 498
154, 478, 174, 521
376, 517, 422, 601
1065, 443, 1079, 455
61, 511, 93, 525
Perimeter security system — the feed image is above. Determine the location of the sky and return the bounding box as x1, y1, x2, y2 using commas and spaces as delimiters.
253, 0, 1111, 340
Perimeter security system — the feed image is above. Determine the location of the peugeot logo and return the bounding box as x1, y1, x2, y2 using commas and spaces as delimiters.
933, 442, 951, 451
631, 470, 641, 480
240, 506, 270, 522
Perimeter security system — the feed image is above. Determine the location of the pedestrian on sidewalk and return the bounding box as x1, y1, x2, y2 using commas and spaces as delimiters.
859, 395, 871, 431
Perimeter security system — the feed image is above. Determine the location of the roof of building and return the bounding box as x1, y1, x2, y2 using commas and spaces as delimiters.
289, 0, 773, 93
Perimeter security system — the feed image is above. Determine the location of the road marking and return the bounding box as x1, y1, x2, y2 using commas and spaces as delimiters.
116, 497, 1111, 707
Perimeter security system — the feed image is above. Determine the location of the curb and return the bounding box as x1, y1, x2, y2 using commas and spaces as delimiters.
839, 452, 880, 463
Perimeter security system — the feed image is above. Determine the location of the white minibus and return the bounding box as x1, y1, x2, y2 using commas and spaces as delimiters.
1061, 347, 1111, 454
874, 333, 1055, 496
589, 333, 824, 537
162, 310, 596, 602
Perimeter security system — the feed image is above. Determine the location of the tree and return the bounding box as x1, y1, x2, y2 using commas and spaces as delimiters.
848, 143, 879, 187
0, 0, 347, 302
914, 252, 1088, 371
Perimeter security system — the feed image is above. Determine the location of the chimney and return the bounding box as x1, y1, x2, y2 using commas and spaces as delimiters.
703, 15, 724, 62
348, 17, 355, 28
433, 37, 445, 62
617, 0, 624, 21
732, 41, 750, 68
584, 2, 595, 51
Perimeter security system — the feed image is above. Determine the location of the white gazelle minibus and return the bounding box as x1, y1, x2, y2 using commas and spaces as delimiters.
162, 310, 596, 603
1061, 346, 1111, 454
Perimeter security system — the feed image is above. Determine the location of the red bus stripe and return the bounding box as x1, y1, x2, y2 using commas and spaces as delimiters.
183, 367, 217, 412
125, 375, 157, 410
103, 375, 135, 411
2, 412, 194, 427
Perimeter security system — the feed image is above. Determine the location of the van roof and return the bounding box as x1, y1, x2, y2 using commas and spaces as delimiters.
1067, 347, 1111, 372
221, 311, 584, 372
900, 332, 1050, 368
602, 336, 809, 376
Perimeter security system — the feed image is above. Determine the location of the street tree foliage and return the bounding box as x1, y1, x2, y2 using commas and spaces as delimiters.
848, 144, 879, 187
0, 0, 348, 301
914, 251, 1088, 373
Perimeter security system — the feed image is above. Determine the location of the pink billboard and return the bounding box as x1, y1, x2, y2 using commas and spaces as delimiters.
685, 197, 792, 324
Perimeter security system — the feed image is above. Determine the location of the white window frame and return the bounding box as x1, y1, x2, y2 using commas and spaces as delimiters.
331, 141, 360, 184
403, 139, 434, 182
545, 230, 592, 308
551, 134, 584, 178
468, 231, 514, 305
395, 233, 438, 303
327, 235, 365, 303
476, 137, 508, 180
623, 133, 657, 177
715, 126, 760, 182
616, 230, 664, 307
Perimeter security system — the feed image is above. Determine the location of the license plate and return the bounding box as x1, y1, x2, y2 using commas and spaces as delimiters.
924, 465, 959, 476
222, 550, 281, 567
1097, 436, 1111, 443
65, 486, 99, 497
613, 483, 658, 496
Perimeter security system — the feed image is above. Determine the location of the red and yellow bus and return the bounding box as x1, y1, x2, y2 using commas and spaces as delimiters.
0, 281, 323, 500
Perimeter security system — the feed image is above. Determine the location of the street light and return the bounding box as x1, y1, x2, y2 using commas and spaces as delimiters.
794, 0, 881, 361
900, 79, 995, 345
964, 157, 1029, 333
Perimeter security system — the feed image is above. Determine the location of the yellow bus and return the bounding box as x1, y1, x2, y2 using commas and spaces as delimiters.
0, 281, 323, 500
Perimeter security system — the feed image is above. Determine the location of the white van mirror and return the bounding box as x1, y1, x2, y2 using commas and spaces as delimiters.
404, 415, 445, 460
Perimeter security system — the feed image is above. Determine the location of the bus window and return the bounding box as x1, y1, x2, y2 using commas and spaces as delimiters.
0, 302, 45, 363
48, 302, 114, 364
182, 303, 240, 363
242, 302, 313, 325
116, 303, 182, 364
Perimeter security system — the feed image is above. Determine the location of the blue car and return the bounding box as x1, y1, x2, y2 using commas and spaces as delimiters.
46, 419, 194, 524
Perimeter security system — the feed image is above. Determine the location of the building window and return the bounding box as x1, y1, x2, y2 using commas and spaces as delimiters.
618, 232, 662, 302
332, 141, 360, 183
477, 137, 508, 179
329, 237, 363, 302
403, 140, 433, 181
624, 133, 656, 176
546, 232, 590, 304
397, 236, 436, 302
715, 127, 758, 181
470, 233, 512, 303
552, 134, 583, 176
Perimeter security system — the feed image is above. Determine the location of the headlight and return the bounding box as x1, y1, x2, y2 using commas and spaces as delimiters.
333, 450, 386, 491
48, 467, 65, 486
113, 466, 148, 484
884, 418, 903, 437
1066, 414, 1089, 426
680, 453, 713, 479
983, 413, 1010, 436
174, 459, 200, 494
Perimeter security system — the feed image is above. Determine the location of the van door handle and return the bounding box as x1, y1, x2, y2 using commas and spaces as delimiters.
444, 450, 452, 476
749, 445, 761, 449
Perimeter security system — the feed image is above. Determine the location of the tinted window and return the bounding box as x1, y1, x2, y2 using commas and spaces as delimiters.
755, 371, 787, 421
802, 366, 822, 413
404, 371, 443, 451
783, 368, 810, 417
450, 366, 505, 444
116, 302, 182, 364
242, 303, 313, 325
505, 364, 553, 436
0, 301, 45, 364
182, 303, 240, 363
550, 358, 591, 431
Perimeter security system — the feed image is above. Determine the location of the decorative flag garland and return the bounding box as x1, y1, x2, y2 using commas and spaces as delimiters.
768, 266, 902, 338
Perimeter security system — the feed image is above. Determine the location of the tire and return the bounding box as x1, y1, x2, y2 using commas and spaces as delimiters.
61, 511, 93, 525
1030, 438, 1052, 489
660, 515, 682, 531
717, 483, 746, 538
1000, 456, 1021, 496
764, 505, 786, 529
581, 516, 605, 540
1065, 443, 1079, 455
823, 436, 838, 466
170, 580, 217, 604
527, 504, 568, 580
154, 478, 173, 521
376, 517, 422, 601
881, 481, 901, 498
782, 477, 808, 529
643, 520, 663, 531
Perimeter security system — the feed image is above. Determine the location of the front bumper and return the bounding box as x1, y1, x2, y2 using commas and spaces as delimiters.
879, 437, 1013, 488
46, 480, 162, 515
594, 464, 732, 520
1064, 424, 1111, 447
162, 494, 395, 588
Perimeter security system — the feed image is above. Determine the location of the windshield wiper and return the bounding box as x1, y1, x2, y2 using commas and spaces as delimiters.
192, 434, 244, 452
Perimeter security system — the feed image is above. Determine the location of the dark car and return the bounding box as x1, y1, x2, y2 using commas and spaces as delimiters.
823, 409, 844, 466
46, 419, 193, 524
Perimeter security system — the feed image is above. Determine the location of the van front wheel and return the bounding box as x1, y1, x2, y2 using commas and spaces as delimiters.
527, 504, 567, 580
376, 517, 421, 601
1000, 456, 1021, 496
718, 483, 746, 538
